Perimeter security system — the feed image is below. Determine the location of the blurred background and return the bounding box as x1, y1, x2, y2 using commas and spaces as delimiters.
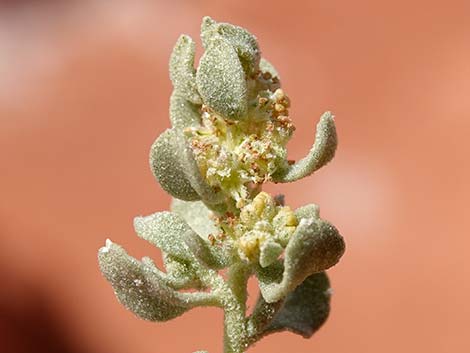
1, 0, 469, 352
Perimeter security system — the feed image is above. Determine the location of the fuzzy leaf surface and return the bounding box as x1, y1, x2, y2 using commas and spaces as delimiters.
294, 203, 320, 220
134, 211, 226, 269
257, 218, 344, 303
139, 256, 199, 290
169, 91, 201, 130
98, 241, 191, 321
196, 37, 247, 119
201, 16, 260, 76
259, 240, 283, 268
171, 199, 230, 268
169, 35, 201, 104
171, 199, 218, 238
149, 128, 200, 201
272, 112, 337, 182
160, 254, 202, 290
215, 22, 260, 75
134, 211, 198, 261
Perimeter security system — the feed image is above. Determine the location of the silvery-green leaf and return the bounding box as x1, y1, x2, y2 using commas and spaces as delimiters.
134, 211, 197, 261
149, 129, 200, 201
200, 16, 217, 48
169, 91, 201, 130
161, 254, 202, 290
215, 22, 260, 76
175, 131, 226, 205
272, 112, 337, 182
295, 203, 320, 220
265, 272, 331, 338
196, 37, 247, 119
134, 211, 226, 269
259, 240, 283, 268
169, 35, 201, 104
257, 218, 344, 303
184, 226, 228, 269
259, 58, 280, 79
171, 199, 231, 268
140, 256, 159, 272
98, 240, 191, 321
171, 198, 218, 238
201, 17, 260, 75
247, 272, 330, 343
140, 255, 198, 290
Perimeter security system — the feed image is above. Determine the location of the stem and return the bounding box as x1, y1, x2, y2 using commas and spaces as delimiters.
194, 265, 249, 352
223, 305, 247, 353
223, 263, 251, 353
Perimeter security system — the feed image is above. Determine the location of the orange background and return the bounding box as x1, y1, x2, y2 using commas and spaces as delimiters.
1, 1, 469, 352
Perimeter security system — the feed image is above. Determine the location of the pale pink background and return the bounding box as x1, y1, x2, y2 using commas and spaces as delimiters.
1, 1, 469, 352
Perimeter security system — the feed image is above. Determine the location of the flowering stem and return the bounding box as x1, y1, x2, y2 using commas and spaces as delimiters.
98, 16, 345, 353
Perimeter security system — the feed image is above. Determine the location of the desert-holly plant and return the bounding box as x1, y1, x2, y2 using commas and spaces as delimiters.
98, 17, 345, 353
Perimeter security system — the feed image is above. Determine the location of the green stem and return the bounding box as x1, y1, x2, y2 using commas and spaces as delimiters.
223, 305, 247, 353
223, 263, 251, 353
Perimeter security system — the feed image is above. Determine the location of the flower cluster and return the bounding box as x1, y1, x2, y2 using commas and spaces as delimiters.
211, 192, 298, 266
186, 88, 294, 208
